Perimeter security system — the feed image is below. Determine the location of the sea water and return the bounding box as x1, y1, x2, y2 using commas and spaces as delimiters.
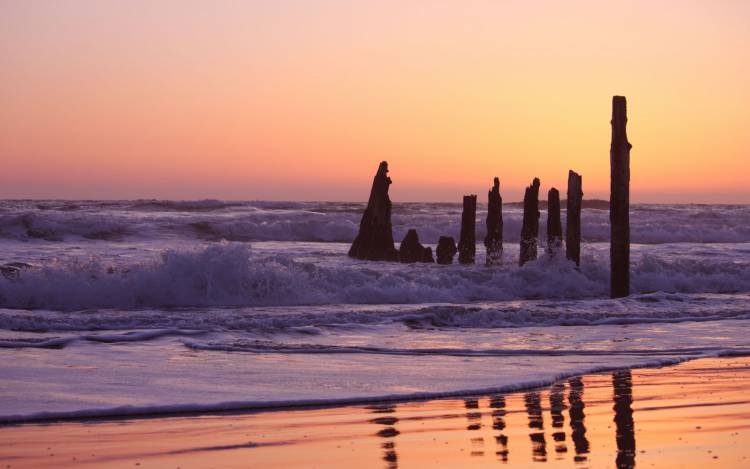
1, 200, 749, 422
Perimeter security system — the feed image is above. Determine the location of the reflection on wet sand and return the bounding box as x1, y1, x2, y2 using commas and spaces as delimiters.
550, 383, 568, 458
370, 405, 399, 469
524, 391, 547, 462
568, 376, 591, 463
613, 370, 636, 469
490, 395, 509, 462
464, 399, 485, 457
3, 358, 750, 469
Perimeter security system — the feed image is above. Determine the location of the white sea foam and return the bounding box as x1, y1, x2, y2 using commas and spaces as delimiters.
1, 292, 749, 336
1, 199, 749, 425
0, 242, 748, 311
0, 355, 706, 424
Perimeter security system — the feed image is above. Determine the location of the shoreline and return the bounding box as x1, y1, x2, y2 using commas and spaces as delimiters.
2, 356, 749, 468
0, 356, 692, 426
1, 351, 746, 426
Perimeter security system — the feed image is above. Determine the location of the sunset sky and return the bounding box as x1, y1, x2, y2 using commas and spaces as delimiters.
2, 0, 749, 202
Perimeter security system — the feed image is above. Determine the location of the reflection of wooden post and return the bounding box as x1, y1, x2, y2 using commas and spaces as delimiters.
566, 170, 583, 267
458, 195, 477, 264
568, 377, 590, 459
612, 371, 636, 468
484, 177, 503, 265
546, 188, 562, 257
610, 96, 631, 298
519, 178, 540, 266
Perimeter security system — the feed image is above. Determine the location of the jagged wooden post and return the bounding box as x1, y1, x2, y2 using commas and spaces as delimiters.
610, 96, 631, 298
566, 170, 583, 267
484, 177, 503, 266
348, 161, 399, 261
458, 195, 477, 264
519, 178, 540, 266
547, 188, 562, 256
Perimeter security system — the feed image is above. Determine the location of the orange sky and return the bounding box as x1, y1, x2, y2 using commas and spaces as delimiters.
1, 1, 749, 202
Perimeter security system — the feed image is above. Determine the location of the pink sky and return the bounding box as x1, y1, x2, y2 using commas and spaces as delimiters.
1, 1, 749, 202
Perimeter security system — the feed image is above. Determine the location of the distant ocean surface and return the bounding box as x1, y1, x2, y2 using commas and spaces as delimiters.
1, 200, 749, 423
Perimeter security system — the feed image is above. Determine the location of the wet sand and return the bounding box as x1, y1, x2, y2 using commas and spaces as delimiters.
1, 357, 749, 468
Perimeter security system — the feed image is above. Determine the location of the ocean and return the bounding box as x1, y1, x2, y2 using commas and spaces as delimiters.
1, 199, 749, 423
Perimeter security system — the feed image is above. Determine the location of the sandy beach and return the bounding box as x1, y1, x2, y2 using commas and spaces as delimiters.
1, 356, 748, 468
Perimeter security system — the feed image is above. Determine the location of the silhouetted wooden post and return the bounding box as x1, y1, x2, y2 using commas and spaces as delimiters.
484, 177, 503, 266
566, 170, 583, 267
519, 178, 540, 266
610, 96, 631, 298
398, 229, 434, 263
458, 195, 477, 264
546, 188, 562, 257
436, 236, 458, 264
348, 161, 398, 261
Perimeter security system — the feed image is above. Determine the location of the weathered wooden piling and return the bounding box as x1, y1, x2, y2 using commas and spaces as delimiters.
458, 195, 477, 264
348, 161, 399, 261
484, 177, 503, 266
398, 229, 434, 263
610, 96, 631, 298
519, 178, 541, 266
546, 188, 562, 256
436, 236, 458, 264
566, 170, 583, 267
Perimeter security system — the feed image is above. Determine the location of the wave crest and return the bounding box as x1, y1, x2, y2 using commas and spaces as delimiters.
0, 243, 748, 311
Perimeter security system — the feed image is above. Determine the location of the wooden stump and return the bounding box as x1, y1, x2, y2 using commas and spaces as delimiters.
484, 177, 503, 266
458, 195, 477, 264
566, 170, 583, 267
546, 188, 562, 257
519, 178, 541, 266
398, 229, 435, 263
348, 161, 398, 261
436, 236, 458, 265
610, 96, 631, 298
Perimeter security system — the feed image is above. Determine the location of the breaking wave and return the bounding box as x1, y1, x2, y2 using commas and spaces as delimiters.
0, 243, 748, 312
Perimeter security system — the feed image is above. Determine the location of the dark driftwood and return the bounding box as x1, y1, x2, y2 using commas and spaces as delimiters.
348, 161, 398, 261
484, 177, 503, 266
546, 188, 562, 256
458, 195, 477, 264
436, 236, 458, 265
519, 178, 541, 266
398, 229, 434, 263
610, 96, 631, 298
566, 170, 583, 267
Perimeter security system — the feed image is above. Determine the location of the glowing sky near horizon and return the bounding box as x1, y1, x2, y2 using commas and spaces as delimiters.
1, 0, 749, 202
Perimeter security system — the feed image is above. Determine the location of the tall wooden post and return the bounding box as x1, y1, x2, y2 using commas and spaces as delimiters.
566, 170, 583, 267
519, 178, 540, 266
546, 188, 562, 257
458, 195, 477, 264
610, 96, 631, 298
484, 177, 503, 266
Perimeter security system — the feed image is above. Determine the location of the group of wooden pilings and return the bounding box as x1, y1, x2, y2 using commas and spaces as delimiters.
452, 172, 583, 269
348, 96, 631, 299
